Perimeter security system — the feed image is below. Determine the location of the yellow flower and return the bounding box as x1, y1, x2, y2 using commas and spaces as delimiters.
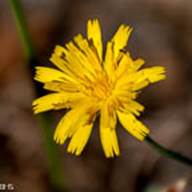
32, 19, 165, 158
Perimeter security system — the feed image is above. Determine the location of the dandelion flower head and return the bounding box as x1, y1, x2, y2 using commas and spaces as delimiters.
32, 19, 165, 157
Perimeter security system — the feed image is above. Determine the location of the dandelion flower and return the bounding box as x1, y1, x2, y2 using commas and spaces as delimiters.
32, 19, 165, 157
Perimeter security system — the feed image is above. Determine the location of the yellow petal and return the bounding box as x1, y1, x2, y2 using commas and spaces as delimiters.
50, 46, 78, 79
115, 66, 165, 91
117, 111, 149, 141
104, 25, 132, 76
67, 123, 93, 155
100, 103, 119, 157
54, 107, 85, 145
104, 42, 114, 76
100, 127, 119, 158
54, 101, 98, 147
115, 54, 145, 79
34, 67, 72, 83
136, 66, 166, 83
65, 40, 97, 81
32, 92, 84, 114
100, 103, 116, 130
50, 44, 96, 82
74, 34, 102, 72
112, 25, 133, 61
87, 19, 103, 61
133, 58, 145, 70
130, 80, 149, 91
32, 93, 66, 114
115, 52, 134, 78
119, 100, 144, 116
43, 81, 80, 92
129, 66, 165, 91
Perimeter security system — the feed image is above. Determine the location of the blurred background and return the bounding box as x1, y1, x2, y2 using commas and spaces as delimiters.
0, 0, 192, 191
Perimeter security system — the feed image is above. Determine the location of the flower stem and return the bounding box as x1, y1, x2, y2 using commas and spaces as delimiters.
145, 136, 192, 166
8, 0, 34, 60
8, 0, 65, 190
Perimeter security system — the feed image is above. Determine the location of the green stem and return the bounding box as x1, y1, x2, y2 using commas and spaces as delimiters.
8, 0, 65, 190
8, 0, 34, 59
145, 136, 192, 166
39, 114, 65, 191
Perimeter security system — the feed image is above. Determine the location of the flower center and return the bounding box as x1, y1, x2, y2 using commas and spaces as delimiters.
81, 72, 114, 101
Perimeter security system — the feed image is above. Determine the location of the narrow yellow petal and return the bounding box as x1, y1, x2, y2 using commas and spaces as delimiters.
74, 34, 102, 71
34, 67, 70, 83
117, 111, 149, 141
128, 66, 165, 91
53, 108, 84, 145
100, 103, 116, 130
136, 66, 166, 83
115, 54, 145, 80
115, 52, 134, 78
50, 46, 76, 77
100, 128, 119, 158
133, 58, 145, 70
43, 81, 80, 92
115, 66, 165, 91
112, 25, 133, 61
32, 92, 84, 114
87, 19, 103, 61
104, 42, 114, 76
130, 81, 149, 91
119, 100, 144, 116
32, 93, 66, 114
50, 45, 85, 81
100, 104, 119, 157
54, 101, 98, 146
65, 40, 97, 81
67, 123, 93, 155
104, 25, 132, 76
